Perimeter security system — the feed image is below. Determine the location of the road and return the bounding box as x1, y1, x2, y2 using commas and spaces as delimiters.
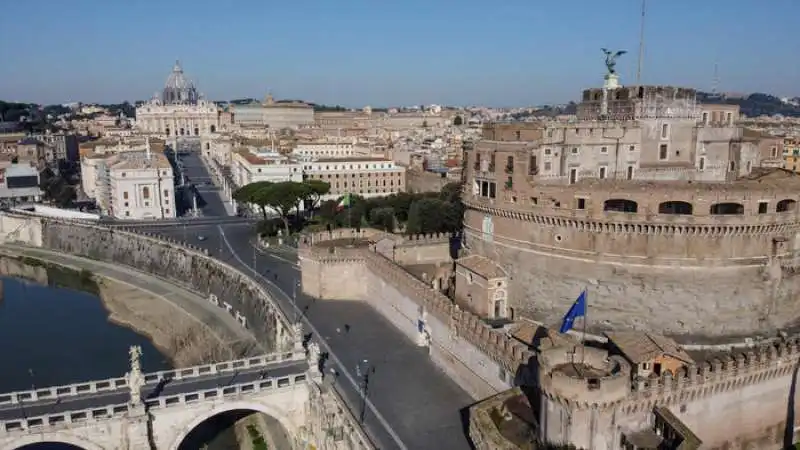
148, 228, 474, 446
175, 150, 230, 218
105, 216, 256, 228
0, 359, 306, 422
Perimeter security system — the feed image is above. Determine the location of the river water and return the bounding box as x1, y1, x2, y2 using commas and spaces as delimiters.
0, 276, 241, 449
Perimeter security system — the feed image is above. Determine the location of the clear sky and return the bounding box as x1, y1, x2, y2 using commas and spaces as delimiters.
1, 0, 798, 107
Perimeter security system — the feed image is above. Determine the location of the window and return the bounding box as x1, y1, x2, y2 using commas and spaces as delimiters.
758, 202, 768, 214
600, 146, 608, 153
771, 146, 778, 158
123, 191, 129, 200
125, 211, 130, 217
729, 161, 736, 172
659, 144, 668, 160
544, 162, 552, 172
142, 187, 150, 199
164, 190, 168, 197
576, 198, 586, 210
726, 112, 733, 125
547, 129, 553, 138
702, 112, 709, 124
661, 123, 669, 139
544, 148, 552, 156
529, 155, 538, 175
599, 166, 607, 179
124, 202, 129, 207
626, 165, 634, 180
569, 168, 577, 184
698, 157, 705, 171
515, 130, 521, 140
629, 145, 635, 152
571, 147, 579, 155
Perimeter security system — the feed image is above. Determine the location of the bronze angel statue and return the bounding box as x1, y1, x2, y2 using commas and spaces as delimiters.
601, 48, 627, 74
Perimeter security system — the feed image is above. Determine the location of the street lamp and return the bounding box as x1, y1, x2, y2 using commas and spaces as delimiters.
356, 359, 374, 425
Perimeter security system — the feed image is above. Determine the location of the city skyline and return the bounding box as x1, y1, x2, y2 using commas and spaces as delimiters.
1, 0, 798, 107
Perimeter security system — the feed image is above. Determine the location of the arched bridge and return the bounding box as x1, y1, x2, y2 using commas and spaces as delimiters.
0, 346, 372, 449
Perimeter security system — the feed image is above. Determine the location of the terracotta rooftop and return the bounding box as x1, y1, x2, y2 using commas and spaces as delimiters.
604, 331, 694, 365
108, 152, 171, 170
456, 254, 506, 279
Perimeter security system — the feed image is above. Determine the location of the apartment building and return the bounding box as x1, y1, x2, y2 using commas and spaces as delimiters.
82, 142, 175, 219
303, 157, 406, 200
230, 148, 303, 187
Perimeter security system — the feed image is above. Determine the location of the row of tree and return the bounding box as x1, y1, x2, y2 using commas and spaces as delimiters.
233, 179, 331, 235
234, 178, 465, 237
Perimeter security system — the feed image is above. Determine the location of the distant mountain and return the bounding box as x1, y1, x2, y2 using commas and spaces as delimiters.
697, 92, 800, 118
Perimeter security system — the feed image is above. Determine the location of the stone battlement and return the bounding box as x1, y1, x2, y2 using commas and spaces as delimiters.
539, 346, 631, 409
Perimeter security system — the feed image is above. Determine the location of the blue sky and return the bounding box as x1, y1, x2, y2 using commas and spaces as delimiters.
1, 0, 798, 107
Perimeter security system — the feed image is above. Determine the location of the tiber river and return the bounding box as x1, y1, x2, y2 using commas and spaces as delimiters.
0, 275, 243, 449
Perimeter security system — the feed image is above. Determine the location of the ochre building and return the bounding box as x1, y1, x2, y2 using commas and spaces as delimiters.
461, 80, 800, 340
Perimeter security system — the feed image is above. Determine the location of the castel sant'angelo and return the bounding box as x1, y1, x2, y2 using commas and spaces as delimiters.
458, 59, 800, 449
300, 56, 800, 449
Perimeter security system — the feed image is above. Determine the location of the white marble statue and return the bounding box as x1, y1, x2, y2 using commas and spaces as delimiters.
308, 342, 321, 374
127, 345, 145, 406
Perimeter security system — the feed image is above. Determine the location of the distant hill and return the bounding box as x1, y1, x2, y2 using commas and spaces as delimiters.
697, 92, 800, 118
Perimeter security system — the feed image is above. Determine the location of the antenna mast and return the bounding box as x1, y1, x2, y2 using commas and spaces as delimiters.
712, 62, 720, 95
636, 0, 646, 85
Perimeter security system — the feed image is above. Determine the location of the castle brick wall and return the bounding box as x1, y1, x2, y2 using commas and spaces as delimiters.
539, 338, 800, 449
299, 230, 533, 400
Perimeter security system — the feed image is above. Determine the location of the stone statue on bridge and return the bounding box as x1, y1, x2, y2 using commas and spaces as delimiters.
307, 342, 321, 376
127, 345, 145, 406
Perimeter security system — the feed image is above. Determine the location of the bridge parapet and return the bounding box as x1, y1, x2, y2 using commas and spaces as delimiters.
0, 351, 300, 407
0, 367, 309, 436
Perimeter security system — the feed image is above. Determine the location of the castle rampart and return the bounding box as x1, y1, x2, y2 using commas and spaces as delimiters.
299, 229, 534, 399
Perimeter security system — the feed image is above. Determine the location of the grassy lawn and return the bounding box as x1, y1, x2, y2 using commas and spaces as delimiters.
247, 424, 269, 450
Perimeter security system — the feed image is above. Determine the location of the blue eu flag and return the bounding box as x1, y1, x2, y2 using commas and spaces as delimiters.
559, 290, 587, 334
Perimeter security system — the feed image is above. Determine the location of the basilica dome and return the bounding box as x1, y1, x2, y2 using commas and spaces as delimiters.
162, 61, 198, 105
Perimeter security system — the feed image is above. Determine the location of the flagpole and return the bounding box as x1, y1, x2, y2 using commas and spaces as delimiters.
581, 288, 588, 366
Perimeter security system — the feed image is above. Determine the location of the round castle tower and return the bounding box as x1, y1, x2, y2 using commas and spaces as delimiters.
462, 58, 797, 341
538, 346, 631, 450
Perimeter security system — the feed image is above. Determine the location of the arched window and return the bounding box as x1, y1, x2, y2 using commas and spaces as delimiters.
709, 202, 743, 215
604, 199, 638, 213
210, 125, 216, 133
142, 187, 150, 200
194, 127, 200, 136
206, 143, 210, 150
777, 199, 797, 213
165, 127, 170, 136
659, 201, 693, 215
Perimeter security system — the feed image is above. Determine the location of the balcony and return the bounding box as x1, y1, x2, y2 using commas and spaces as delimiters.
504, 180, 513, 190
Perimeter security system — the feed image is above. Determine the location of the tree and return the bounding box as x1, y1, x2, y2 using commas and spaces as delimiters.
302, 179, 330, 214
255, 181, 311, 235
233, 181, 273, 218
406, 198, 448, 234
369, 207, 396, 232
453, 115, 463, 126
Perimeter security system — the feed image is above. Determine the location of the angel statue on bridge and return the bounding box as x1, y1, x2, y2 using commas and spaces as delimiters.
601, 48, 627, 75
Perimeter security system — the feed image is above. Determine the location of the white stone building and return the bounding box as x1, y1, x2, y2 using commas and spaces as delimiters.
135, 61, 220, 137
83, 141, 175, 219
302, 157, 406, 200
231, 148, 303, 187
229, 94, 315, 129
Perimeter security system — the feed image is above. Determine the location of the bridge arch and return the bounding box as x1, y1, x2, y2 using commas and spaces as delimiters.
1, 433, 104, 450
168, 400, 297, 450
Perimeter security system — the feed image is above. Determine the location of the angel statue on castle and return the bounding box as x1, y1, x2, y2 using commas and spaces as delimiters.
601, 48, 627, 75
